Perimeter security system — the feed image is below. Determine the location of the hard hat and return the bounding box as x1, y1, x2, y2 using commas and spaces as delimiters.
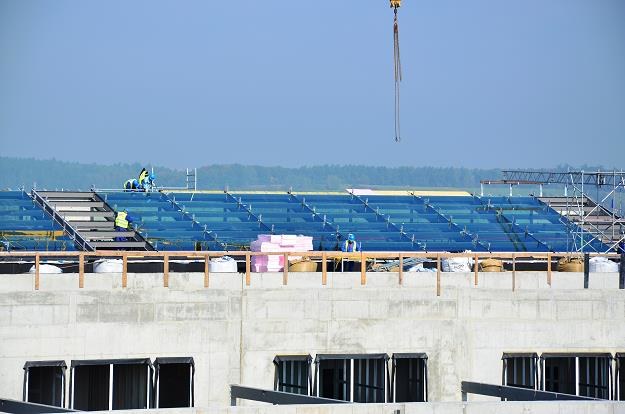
348, 233, 355, 241
149, 173, 156, 180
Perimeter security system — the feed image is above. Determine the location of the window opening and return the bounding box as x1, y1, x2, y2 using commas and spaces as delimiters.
314, 354, 389, 403
578, 355, 610, 399
617, 353, 625, 401
353, 358, 385, 403
154, 357, 195, 408
112, 363, 150, 409
273, 355, 311, 396
71, 358, 151, 411
502, 353, 538, 390
392, 353, 427, 402
72, 364, 110, 411
23, 361, 66, 407
541, 353, 612, 399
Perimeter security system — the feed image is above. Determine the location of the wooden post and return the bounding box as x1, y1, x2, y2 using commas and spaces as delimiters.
34, 254, 40, 291
163, 254, 169, 288
204, 254, 210, 288
322, 252, 327, 285
78, 254, 85, 289
283, 253, 289, 285
398, 253, 404, 285
245, 253, 251, 286
512, 254, 516, 292
360, 252, 366, 285
547, 253, 552, 286
436, 254, 441, 297
474, 254, 479, 286
122, 253, 128, 288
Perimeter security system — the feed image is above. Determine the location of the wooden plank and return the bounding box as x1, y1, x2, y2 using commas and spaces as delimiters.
245, 253, 251, 286
283, 253, 288, 285
34, 254, 40, 291
79, 254, 85, 289
436, 254, 441, 297
322, 252, 327, 285
474, 254, 479, 286
163, 254, 169, 288
360, 252, 366, 285
398, 253, 404, 285
204, 254, 210, 288
122, 254, 128, 288
547, 253, 552, 286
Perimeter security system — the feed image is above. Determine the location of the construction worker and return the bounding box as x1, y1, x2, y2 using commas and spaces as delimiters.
342, 233, 359, 253
341, 233, 359, 271
114, 210, 134, 241
138, 168, 149, 189
141, 173, 157, 191
124, 179, 140, 191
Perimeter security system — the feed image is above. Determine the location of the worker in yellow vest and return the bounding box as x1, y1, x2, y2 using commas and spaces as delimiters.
138, 168, 149, 188
114, 210, 134, 241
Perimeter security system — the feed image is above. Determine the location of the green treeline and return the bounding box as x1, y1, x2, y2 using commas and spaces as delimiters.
0, 156, 504, 191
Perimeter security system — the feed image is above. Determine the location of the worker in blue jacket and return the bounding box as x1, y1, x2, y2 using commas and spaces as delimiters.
141, 173, 157, 191
124, 179, 139, 191
341, 233, 359, 271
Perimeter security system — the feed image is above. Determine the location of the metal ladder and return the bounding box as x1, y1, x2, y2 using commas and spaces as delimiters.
31, 190, 153, 251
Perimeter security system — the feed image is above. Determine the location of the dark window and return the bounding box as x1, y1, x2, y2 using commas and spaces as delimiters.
73, 364, 110, 411
319, 359, 351, 401
393, 354, 427, 402
502, 354, 537, 390
315, 354, 388, 403
542, 354, 611, 398
618, 354, 625, 400
112, 364, 149, 409
274, 356, 311, 396
544, 356, 575, 394
578, 356, 610, 399
353, 358, 385, 403
72, 359, 151, 411
23, 362, 66, 407
155, 357, 194, 408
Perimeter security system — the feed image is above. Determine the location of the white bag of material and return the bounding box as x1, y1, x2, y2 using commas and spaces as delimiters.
407, 263, 436, 272
442, 257, 472, 272
28, 264, 62, 274
589, 257, 619, 273
93, 259, 123, 273
210, 256, 237, 273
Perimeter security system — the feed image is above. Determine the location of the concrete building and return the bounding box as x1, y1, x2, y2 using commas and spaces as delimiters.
1, 266, 625, 413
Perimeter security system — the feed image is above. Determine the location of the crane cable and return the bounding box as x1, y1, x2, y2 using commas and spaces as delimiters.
393, 5, 402, 143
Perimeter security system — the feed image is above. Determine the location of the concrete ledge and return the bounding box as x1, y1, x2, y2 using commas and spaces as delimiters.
101, 401, 625, 414
1, 271, 620, 292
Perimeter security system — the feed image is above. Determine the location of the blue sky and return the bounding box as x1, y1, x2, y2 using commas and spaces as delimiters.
1, 0, 624, 169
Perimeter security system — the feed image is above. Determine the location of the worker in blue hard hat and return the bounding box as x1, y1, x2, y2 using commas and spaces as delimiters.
341, 233, 360, 272
342, 233, 359, 253
142, 173, 157, 191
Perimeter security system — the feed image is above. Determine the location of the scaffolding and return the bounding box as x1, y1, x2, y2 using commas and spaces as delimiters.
481, 170, 625, 253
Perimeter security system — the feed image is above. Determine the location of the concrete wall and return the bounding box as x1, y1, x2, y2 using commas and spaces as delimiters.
108, 401, 625, 414
0, 270, 624, 408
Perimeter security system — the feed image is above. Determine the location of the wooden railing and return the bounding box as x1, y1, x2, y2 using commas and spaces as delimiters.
0, 251, 622, 294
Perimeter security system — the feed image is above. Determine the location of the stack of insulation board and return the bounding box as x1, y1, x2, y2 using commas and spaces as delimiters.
251, 235, 314, 272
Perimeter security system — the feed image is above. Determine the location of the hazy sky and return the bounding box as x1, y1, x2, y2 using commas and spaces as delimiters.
1, 0, 624, 169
